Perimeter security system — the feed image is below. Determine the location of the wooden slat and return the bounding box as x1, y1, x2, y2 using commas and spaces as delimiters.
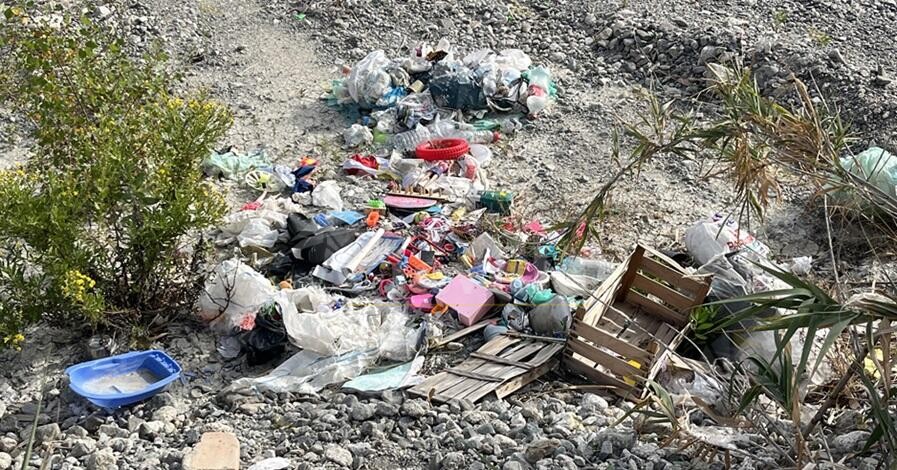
469, 352, 533, 369
627, 291, 687, 326
445, 368, 504, 382
564, 354, 636, 398
631, 273, 695, 311
616, 246, 645, 303
495, 359, 557, 399
571, 319, 652, 363
568, 337, 645, 378
639, 255, 706, 294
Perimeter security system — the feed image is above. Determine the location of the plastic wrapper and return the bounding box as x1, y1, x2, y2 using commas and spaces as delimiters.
684, 214, 771, 266
396, 91, 437, 128
378, 310, 426, 362
284, 304, 382, 355
228, 349, 377, 395
198, 259, 276, 333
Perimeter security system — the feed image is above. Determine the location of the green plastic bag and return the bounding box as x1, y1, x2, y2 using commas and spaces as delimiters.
835, 147, 897, 205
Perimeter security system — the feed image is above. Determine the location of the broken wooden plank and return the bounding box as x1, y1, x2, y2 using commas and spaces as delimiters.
469, 352, 534, 369
616, 246, 645, 303
570, 319, 653, 363
432, 319, 492, 348
495, 359, 558, 399
564, 354, 636, 398
445, 368, 504, 382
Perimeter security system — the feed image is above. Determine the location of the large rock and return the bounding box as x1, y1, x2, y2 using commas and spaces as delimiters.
86, 447, 117, 470
323, 445, 353, 467
20, 423, 60, 444
152, 405, 178, 423
0, 452, 11, 470
401, 399, 428, 418
183, 432, 240, 470
525, 438, 560, 463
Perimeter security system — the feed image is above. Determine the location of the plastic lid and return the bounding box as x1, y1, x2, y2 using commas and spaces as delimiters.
415, 138, 470, 161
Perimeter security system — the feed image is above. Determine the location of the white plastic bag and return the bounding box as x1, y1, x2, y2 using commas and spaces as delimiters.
312, 180, 343, 211
237, 219, 279, 249
198, 259, 275, 332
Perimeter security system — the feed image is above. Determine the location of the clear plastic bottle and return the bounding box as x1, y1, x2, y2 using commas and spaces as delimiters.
391, 124, 432, 152
428, 120, 495, 143
559, 256, 616, 281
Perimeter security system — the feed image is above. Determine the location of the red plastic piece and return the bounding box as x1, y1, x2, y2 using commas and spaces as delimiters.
414, 138, 470, 161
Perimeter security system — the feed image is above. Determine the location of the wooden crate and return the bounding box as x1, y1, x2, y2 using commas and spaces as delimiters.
564, 244, 712, 400
409, 335, 564, 403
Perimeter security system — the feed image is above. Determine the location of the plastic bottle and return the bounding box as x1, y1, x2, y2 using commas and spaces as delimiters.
428, 120, 496, 143
559, 256, 616, 281
526, 66, 552, 116
391, 124, 432, 152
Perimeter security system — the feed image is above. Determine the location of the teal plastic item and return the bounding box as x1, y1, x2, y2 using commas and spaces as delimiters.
66, 350, 181, 409
837, 147, 897, 201
202, 149, 270, 180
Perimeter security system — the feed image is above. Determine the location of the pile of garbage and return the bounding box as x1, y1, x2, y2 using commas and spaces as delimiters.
190, 42, 618, 395
191, 42, 825, 416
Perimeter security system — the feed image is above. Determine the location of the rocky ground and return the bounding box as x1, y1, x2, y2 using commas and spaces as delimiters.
1, 0, 896, 468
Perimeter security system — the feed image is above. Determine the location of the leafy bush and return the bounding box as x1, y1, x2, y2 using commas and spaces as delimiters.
0, 6, 231, 348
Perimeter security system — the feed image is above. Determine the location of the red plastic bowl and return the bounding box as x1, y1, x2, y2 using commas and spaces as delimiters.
415, 138, 470, 161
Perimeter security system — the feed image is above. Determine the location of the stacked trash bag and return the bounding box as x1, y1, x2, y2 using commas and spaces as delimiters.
190, 41, 612, 395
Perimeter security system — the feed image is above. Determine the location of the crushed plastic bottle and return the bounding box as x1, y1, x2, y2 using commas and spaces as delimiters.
526, 66, 552, 116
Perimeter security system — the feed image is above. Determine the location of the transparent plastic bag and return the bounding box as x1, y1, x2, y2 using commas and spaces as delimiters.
198, 259, 276, 332
346, 50, 391, 107
228, 349, 377, 395
342, 124, 373, 147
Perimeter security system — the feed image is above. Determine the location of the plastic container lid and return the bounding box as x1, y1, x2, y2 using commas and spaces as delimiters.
414, 138, 470, 161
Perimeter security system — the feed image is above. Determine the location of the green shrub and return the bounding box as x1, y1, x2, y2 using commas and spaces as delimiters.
0, 5, 231, 348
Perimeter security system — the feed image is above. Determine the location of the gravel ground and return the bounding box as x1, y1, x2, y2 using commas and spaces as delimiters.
1, 0, 895, 468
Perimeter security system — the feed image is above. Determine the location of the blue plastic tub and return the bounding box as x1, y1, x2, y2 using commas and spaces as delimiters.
65, 350, 181, 409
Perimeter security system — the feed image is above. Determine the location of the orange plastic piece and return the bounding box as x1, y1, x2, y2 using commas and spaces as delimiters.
366, 211, 380, 228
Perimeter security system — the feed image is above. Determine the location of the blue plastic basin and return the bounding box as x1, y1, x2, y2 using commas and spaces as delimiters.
66, 350, 181, 409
